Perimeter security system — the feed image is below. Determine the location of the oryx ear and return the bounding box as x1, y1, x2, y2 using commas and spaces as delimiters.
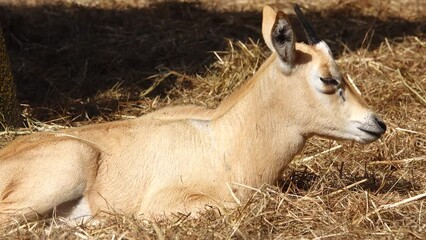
262, 6, 296, 71
262, 5, 277, 51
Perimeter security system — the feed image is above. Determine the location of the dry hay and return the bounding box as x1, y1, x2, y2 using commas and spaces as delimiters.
0, 0, 425, 239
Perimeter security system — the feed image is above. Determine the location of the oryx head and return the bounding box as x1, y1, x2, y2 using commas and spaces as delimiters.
262, 5, 386, 143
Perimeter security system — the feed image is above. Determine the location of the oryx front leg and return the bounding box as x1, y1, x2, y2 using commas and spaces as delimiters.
0, 137, 100, 223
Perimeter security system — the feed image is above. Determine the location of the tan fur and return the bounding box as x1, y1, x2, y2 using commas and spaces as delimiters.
0, 6, 386, 222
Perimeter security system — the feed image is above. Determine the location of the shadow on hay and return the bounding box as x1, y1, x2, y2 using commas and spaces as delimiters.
280, 167, 422, 195
0, 1, 424, 121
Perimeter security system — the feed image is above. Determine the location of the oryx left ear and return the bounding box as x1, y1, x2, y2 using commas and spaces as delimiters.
271, 11, 296, 71
262, 6, 296, 72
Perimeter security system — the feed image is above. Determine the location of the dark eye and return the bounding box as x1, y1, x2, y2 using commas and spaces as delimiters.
320, 77, 339, 86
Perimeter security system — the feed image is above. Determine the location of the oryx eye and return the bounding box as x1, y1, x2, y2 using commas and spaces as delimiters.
320, 77, 339, 86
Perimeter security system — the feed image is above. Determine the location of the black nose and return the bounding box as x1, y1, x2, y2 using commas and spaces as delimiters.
373, 115, 387, 134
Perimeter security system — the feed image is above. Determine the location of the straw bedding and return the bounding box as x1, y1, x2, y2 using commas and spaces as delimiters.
0, 0, 424, 238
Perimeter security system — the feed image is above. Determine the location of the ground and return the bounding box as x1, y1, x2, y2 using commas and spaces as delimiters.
0, 0, 425, 239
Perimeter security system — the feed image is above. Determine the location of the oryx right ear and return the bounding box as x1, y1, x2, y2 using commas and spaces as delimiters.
262, 6, 296, 72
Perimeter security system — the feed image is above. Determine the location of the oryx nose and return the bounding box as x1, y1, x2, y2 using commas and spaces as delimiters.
373, 115, 387, 134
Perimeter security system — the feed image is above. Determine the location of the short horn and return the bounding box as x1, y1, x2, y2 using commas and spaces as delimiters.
293, 4, 320, 45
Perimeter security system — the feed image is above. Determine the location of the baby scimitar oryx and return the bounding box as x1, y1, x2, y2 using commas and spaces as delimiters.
0, 5, 386, 223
